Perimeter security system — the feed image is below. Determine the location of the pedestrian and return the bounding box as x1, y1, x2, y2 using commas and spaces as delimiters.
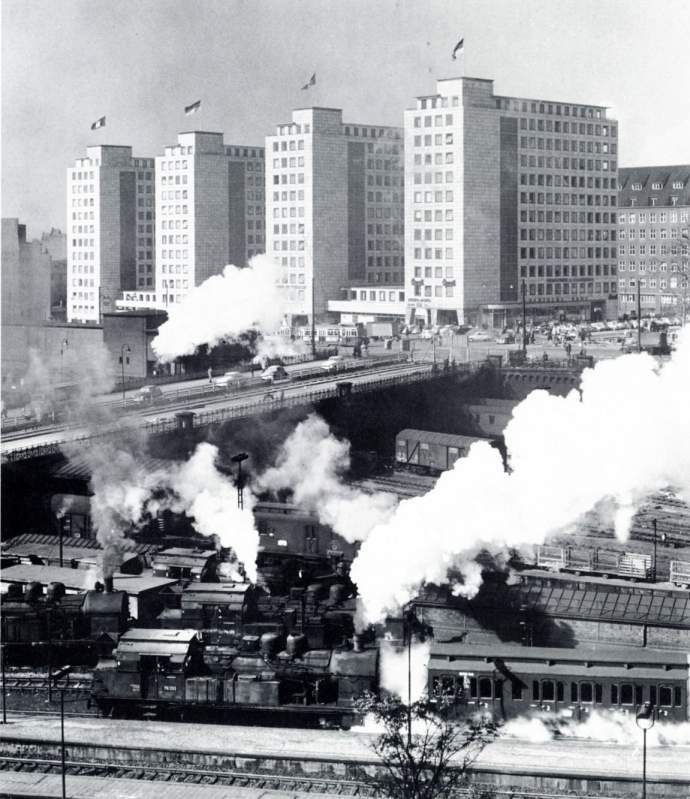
207, 367, 213, 384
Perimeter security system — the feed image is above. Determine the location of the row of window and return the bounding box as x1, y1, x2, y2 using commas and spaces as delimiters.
620, 211, 689, 224
412, 284, 454, 298
519, 118, 614, 138
621, 230, 688, 241
629, 181, 685, 192
621, 278, 682, 289
520, 246, 616, 259
522, 229, 615, 242
521, 263, 615, 278
619, 262, 684, 272
273, 156, 305, 168
366, 258, 403, 270
620, 294, 678, 305
520, 191, 618, 207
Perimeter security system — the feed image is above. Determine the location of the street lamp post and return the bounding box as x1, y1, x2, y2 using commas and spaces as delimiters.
120, 345, 131, 407
231, 452, 249, 509
59, 339, 69, 384
636, 701, 655, 799
52, 665, 72, 799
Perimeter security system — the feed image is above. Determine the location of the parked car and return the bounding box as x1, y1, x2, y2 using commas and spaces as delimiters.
495, 331, 516, 344
468, 330, 492, 342
132, 385, 164, 405
261, 365, 290, 383
321, 355, 346, 372
215, 370, 247, 388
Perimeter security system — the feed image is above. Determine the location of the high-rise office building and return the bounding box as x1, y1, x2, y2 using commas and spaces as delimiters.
265, 107, 403, 322
404, 77, 619, 327
617, 165, 690, 319
155, 131, 264, 308
66, 145, 154, 322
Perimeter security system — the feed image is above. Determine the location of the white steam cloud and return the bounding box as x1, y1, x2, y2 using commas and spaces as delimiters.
152, 256, 288, 362
504, 709, 690, 747
253, 335, 309, 366
380, 640, 431, 704
163, 443, 258, 581
351, 328, 690, 624
257, 414, 397, 543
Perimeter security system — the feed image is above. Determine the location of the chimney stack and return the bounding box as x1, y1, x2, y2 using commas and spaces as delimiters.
104, 575, 114, 593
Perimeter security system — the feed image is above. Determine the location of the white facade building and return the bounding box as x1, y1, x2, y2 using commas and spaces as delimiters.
155, 131, 264, 308
66, 145, 154, 322
265, 108, 403, 324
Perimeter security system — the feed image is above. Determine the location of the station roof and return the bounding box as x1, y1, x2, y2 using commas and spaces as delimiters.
419, 576, 690, 629
2, 533, 157, 556
113, 575, 179, 595
182, 582, 252, 609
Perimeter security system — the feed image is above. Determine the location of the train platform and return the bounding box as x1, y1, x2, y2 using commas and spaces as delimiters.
1, 716, 690, 784
0, 771, 338, 799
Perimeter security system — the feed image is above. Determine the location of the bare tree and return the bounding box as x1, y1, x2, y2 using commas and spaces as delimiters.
356, 692, 498, 799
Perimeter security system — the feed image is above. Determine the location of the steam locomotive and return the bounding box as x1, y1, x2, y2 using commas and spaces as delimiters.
92, 627, 378, 728
1, 580, 128, 666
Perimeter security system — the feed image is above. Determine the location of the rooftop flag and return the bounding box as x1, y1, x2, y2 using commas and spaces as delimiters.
301, 73, 316, 90
452, 37, 464, 60
90, 116, 106, 130
185, 100, 201, 115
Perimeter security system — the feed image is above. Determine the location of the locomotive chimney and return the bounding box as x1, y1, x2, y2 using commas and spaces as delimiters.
104, 575, 114, 593
352, 633, 362, 652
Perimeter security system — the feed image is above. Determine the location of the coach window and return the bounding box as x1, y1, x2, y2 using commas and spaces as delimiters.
532, 681, 540, 701
674, 687, 682, 706
479, 677, 493, 699
469, 677, 477, 699
512, 680, 524, 700
571, 682, 579, 702
611, 684, 618, 704
580, 682, 593, 703
650, 685, 657, 705
556, 682, 564, 701
541, 680, 555, 701
636, 685, 643, 705
659, 685, 673, 707
620, 683, 634, 705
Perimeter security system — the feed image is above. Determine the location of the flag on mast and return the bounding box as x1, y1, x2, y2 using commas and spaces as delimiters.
451, 37, 464, 60
301, 73, 316, 90
185, 100, 201, 115
90, 116, 106, 130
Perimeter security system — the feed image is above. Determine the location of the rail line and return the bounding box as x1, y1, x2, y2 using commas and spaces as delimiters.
0, 754, 628, 798
0, 755, 374, 795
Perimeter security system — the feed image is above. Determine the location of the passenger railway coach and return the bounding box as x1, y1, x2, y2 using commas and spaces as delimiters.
428, 641, 690, 723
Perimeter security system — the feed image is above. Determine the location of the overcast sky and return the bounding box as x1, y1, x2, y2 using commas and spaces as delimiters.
3, 0, 690, 237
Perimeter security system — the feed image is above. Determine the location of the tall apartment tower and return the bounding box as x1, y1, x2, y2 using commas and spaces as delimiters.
66, 145, 154, 322
265, 108, 403, 322
154, 131, 264, 307
404, 77, 619, 327
617, 165, 690, 319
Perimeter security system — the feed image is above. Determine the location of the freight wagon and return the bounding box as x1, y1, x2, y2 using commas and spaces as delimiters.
670, 560, 690, 588
395, 429, 494, 474
536, 545, 652, 580
428, 641, 689, 723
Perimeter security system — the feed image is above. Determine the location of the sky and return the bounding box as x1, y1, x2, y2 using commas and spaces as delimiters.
3, 0, 690, 238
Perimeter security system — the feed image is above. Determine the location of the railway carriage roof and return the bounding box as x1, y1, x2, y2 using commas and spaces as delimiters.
396, 429, 491, 448
430, 641, 688, 667
428, 657, 687, 681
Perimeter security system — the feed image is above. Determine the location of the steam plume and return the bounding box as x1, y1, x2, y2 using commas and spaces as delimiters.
152, 256, 289, 362
257, 414, 397, 543
351, 329, 690, 623
164, 443, 258, 581
380, 640, 430, 703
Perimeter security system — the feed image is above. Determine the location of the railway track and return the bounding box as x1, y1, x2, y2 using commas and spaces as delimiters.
0, 755, 628, 798
0, 755, 375, 795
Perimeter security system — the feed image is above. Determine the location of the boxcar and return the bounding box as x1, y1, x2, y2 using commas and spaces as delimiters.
395, 430, 491, 473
